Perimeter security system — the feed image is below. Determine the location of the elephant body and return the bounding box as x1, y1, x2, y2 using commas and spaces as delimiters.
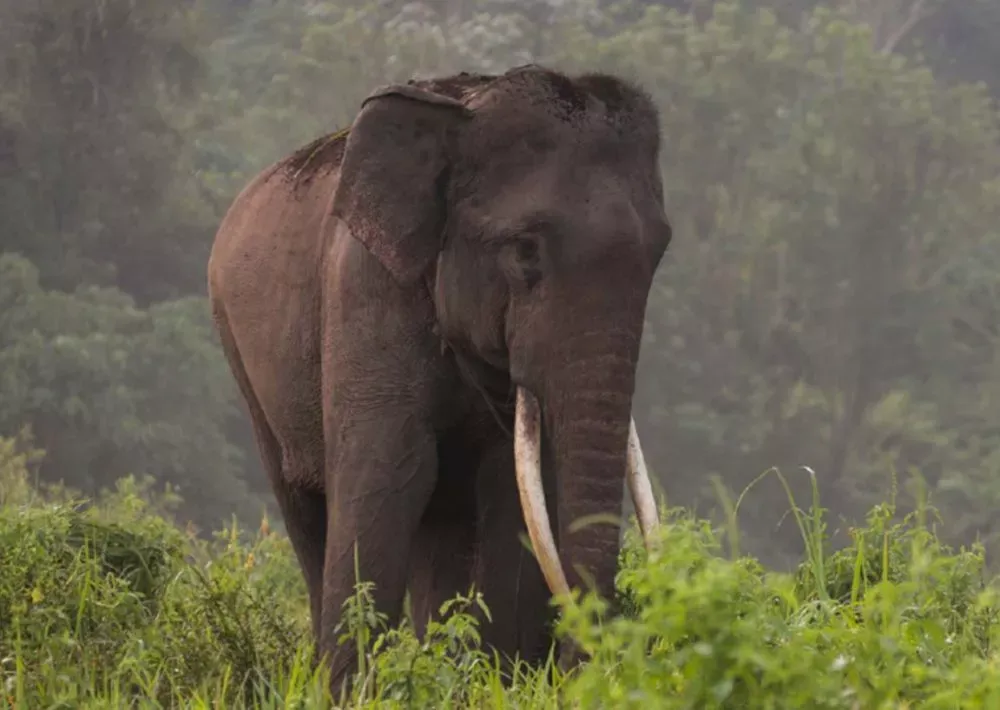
207, 65, 671, 692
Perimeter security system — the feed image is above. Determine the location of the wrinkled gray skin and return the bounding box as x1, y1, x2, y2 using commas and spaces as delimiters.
207, 64, 672, 693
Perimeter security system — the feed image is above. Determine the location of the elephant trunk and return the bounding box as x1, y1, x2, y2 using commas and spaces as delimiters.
551, 362, 636, 601
513, 346, 658, 602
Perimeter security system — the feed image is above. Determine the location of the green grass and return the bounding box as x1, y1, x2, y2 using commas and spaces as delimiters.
2, 449, 1000, 708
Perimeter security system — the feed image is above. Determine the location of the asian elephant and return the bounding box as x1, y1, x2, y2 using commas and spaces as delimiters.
206, 64, 670, 692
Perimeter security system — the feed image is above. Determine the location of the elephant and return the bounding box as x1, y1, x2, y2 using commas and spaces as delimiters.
206, 63, 670, 693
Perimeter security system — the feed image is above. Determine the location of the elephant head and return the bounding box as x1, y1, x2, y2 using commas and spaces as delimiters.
331, 65, 667, 607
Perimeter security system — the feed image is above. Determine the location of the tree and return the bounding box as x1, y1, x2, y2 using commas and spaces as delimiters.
0, 0, 211, 303
5, 0, 1000, 554
0, 254, 261, 529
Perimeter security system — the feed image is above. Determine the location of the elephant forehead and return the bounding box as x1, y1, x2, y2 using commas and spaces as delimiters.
463, 169, 647, 257
462, 112, 652, 193
469, 109, 617, 153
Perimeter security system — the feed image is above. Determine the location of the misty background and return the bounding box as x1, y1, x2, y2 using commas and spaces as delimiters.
2, 0, 999, 569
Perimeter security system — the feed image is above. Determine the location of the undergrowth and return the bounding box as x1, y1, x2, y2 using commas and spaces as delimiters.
1, 438, 999, 708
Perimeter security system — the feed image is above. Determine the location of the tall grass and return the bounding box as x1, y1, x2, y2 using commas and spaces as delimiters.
1, 439, 999, 707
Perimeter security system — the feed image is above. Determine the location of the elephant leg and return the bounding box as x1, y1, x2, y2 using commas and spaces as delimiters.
407, 517, 477, 638
245, 411, 326, 641
272, 474, 327, 641
244, 411, 329, 633
212, 301, 328, 643
474, 440, 556, 675
319, 415, 439, 697
213, 302, 328, 642
407, 435, 478, 638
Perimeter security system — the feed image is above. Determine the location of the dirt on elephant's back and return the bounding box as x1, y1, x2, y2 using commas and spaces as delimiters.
281, 128, 350, 188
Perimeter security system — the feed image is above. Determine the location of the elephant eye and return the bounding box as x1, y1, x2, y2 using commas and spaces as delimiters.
514, 237, 539, 262
498, 235, 544, 289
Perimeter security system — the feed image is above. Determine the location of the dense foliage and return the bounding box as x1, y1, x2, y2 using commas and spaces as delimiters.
2, 0, 1000, 565
3, 435, 1000, 708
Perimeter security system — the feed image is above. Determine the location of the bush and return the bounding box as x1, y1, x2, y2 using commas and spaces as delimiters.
2, 438, 999, 708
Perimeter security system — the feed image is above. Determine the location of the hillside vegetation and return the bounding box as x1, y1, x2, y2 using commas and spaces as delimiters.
3, 0, 1000, 568
3, 435, 1000, 708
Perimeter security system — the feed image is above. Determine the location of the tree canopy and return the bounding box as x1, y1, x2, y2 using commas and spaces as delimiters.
2, 0, 999, 561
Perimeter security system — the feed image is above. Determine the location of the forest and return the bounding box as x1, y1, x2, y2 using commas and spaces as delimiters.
4, 0, 1000, 563
5, 0, 1000, 706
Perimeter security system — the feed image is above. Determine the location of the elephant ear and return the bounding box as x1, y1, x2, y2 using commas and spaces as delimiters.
331, 83, 472, 285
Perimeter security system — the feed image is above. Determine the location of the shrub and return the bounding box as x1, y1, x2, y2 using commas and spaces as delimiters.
2, 439, 1000, 708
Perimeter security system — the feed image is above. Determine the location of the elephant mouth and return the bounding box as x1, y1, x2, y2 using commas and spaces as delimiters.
512, 387, 660, 599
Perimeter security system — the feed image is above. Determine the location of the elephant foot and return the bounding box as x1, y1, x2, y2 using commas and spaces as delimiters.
326, 661, 359, 706
315, 640, 365, 706
556, 635, 590, 677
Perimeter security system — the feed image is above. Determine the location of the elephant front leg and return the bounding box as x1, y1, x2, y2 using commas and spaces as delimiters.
474, 440, 556, 672
407, 515, 477, 638
318, 415, 439, 699
407, 427, 481, 638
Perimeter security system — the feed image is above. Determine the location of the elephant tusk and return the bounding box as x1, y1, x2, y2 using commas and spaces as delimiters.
513, 387, 571, 599
626, 418, 660, 547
